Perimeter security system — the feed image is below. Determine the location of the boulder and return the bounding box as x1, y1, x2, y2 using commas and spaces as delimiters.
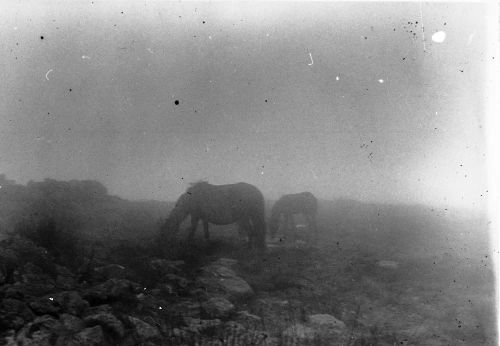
308, 313, 347, 334
198, 260, 254, 302
65, 325, 106, 346
201, 297, 235, 318
84, 312, 125, 337
128, 316, 160, 340
92, 264, 128, 282
59, 313, 84, 333
83, 279, 141, 304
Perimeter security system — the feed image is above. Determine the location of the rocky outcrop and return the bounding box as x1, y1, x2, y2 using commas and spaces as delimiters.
1, 237, 351, 346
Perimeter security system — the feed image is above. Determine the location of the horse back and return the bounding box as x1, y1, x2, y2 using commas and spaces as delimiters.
194, 182, 265, 223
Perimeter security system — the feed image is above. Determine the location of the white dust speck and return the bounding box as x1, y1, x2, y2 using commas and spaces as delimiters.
308, 53, 314, 66
378, 79, 384, 84
432, 31, 446, 43
208, 35, 212, 40
45, 69, 53, 81
159, 306, 162, 310
81, 55, 91, 60
336, 76, 340, 81
147, 48, 155, 54
49, 297, 54, 301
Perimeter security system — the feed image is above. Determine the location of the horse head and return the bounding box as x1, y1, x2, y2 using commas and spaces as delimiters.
160, 192, 192, 238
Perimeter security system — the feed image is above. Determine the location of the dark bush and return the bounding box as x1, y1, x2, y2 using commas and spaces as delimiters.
15, 216, 83, 270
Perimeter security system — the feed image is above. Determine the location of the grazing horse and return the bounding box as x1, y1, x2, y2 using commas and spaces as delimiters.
161, 181, 267, 250
269, 192, 318, 243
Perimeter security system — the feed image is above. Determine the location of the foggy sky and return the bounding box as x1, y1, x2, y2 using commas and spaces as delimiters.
0, 1, 492, 210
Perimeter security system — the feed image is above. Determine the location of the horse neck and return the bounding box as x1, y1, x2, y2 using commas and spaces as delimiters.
170, 199, 192, 224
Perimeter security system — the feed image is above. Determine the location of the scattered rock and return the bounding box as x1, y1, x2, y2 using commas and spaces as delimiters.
92, 264, 128, 281
201, 297, 235, 318
58, 313, 84, 333
83, 278, 141, 304
128, 316, 160, 340
308, 313, 347, 334
2, 329, 16, 345
149, 259, 185, 275
377, 260, 399, 269
236, 310, 262, 325
168, 301, 201, 320
47, 291, 89, 316
1, 298, 35, 329
55, 274, 77, 290
29, 296, 61, 315
0, 284, 25, 300
164, 273, 189, 289
67, 325, 105, 346
82, 304, 113, 317
84, 312, 125, 337
184, 317, 222, 334
212, 258, 238, 270
282, 323, 317, 341
15, 315, 63, 345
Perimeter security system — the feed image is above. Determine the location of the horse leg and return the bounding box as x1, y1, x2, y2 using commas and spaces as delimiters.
286, 213, 296, 244
250, 212, 267, 251
238, 218, 253, 248
187, 216, 200, 241
306, 213, 318, 245
203, 220, 210, 240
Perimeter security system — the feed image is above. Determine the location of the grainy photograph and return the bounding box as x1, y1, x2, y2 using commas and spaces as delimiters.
0, 1, 498, 345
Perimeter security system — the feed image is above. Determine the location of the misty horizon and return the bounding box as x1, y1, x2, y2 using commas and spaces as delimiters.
0, 2, 491, 212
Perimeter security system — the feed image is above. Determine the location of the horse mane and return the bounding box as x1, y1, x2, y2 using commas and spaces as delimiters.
189, 180, 209, 188
186, 180, 210, 193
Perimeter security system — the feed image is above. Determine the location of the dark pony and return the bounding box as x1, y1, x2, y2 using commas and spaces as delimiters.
161, 181, 267, 250
269, 192, 318, 243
